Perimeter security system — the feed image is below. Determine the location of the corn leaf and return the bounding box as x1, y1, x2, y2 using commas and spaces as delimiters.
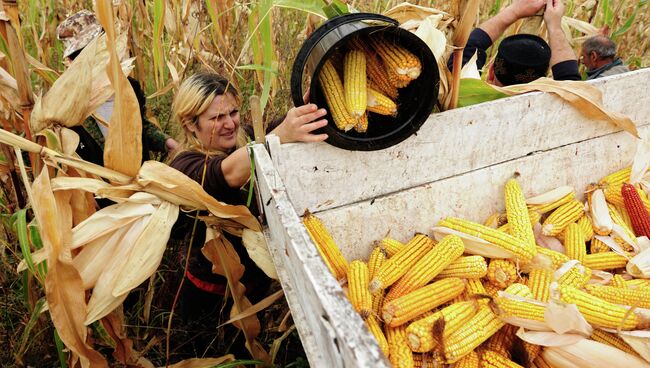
152, 0, 166, 89
33, 169, 108, 367
612, 0, 649, 39
73, 227, 129, 290
159, 356, 235, 368
275, 0, 327, 18
101, 309, 154, 368
457, 78, 509, 108
15, 208, 42, 282
96, 0, 142, 178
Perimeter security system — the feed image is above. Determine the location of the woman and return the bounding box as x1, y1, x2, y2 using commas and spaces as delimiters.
167, 72, 327, 357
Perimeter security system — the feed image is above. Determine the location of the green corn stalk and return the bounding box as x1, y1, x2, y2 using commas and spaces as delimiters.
54, 330, 68, 368
14, 208, 45, 284
13, 297, 46, 361
152, 0, 166, 89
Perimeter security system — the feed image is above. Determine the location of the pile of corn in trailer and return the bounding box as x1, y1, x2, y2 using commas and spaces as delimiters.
255, 69, 650, 367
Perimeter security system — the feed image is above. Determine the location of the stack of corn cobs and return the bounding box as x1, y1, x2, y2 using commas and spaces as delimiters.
303, 166, 650, 368
317, 35, 421, 133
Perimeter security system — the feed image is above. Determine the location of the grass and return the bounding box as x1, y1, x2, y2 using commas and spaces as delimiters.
0, 0, 649, 366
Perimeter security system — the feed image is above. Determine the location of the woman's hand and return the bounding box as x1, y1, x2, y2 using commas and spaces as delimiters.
272, 103, 329, 144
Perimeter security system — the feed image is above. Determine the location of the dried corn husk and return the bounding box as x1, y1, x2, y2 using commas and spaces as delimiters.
242, 228, 278, 280
542, 339, 650, 367
628, 247, 650, 278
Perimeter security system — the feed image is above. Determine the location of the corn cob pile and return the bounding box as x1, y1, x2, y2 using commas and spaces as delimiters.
303, 168, 650, 368
317, 35, 421, 133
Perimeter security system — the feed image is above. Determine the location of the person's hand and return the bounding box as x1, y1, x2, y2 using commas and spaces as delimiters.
544, 0, 565, 28
273, 103, 328, 143
508, 0, 546, 19
165, 137, 180, 152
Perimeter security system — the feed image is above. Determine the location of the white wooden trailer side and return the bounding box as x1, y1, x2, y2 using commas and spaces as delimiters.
254, 68, 650, 367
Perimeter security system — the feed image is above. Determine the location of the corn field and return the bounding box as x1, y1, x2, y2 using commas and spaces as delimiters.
0, 0, 648, 367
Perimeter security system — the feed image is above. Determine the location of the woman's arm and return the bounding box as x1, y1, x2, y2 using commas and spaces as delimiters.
221, 103, 328, 188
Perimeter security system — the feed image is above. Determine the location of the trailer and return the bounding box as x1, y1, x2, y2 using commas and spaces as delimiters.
253, 68, 650, 367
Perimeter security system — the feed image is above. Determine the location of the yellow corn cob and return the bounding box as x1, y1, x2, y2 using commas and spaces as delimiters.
535, 246, 570, 268
615, 203, 633, 230
611, 274, 628, 288
366, 315, 389, 357
372, 38, 421, 80
518, 341, 543, 366
438, 217, 536, 262
438, 255, 488, 279
343, 50, 367, 119
370, 234, 435, 293
353, 112, 368, 133
626, 279, 650, 290
497, 210, 541, 234
526, 186, 575, 214
385, 235, 464, 300
318, 59, 356, 131
494, 294, 546, 323
372, 290, 384, 317
406, 301, 478, 352
386, 325, 415, 368
347, 260, 373, 319
367, 87, 398, 116
504, 283, 534, 298
486, 324, 517, 359
608, 203, 636, 239
563, 223, 586, 263
454, 350, 479, 368
350, 38, 399, 99
413, 352, 441, 368
577, 215, 595, 242
487, 259, 518, 288
443, 306, 505, 363
590, 237, 611, 253
556, 264, 592, 289
303, 210, 348, 280
383, 278, 465, 327
528, 268, 553, 302
541, 200, 584, 236
484, 281, 502, 298
583, 252, 629, 270
585, 284, 650, 308
590, 329, 639, 357
380, 238, 404, 257
466, 278, 488, 296
505, 179, 537, 251
480, 350, 524, 368
558, 284, 639, 330
533, 356, 553, 368
368, 246, 386, 281
599, 166, 631, 186
604, 183, 650, 212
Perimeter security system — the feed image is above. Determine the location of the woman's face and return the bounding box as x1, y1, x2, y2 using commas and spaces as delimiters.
190, 92, 240, 151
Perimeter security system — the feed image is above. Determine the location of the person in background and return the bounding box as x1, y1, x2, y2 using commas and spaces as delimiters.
580, 35, 630, 79
167, 72, 327, 357
56, 10, 178, 166
448, 0, 580, 86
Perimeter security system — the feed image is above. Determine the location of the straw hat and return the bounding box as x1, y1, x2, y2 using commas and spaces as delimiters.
56, 10, 103, 58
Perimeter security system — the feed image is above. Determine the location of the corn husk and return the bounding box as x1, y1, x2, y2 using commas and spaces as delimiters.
526, 186, 575, 206
516, 328, 586, 347
590, 189, 614, 235
628, 246, 650, 278
542, 339, 650, 368
73, 227, 130, 289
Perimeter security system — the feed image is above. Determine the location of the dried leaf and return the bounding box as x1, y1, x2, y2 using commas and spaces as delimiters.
101, 308, 154, 368
33, 169, 108, 367
111, 201, 179, 296
72, 200, 156, 249
85, 216, 149, 325
138, 161, 260, 231
160, 356, 234, 368
516, 327, 586, 347
242, 229, 278, 280
96, 0, 142, 177
73, 226, 130, 289
220, 289, 284, 327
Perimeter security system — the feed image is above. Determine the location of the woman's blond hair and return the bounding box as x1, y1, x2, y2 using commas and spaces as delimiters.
170, 72, 247, 159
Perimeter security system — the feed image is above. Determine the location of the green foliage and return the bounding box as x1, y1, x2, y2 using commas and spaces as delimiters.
457, 79, 508, 108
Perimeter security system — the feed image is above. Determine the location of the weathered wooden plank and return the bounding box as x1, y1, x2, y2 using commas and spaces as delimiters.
316, 125, 648, 261
254, 144, 389, 368
275, 69, 650, 213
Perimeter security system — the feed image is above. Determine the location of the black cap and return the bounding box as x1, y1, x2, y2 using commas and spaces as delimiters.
494, 34, 551, 86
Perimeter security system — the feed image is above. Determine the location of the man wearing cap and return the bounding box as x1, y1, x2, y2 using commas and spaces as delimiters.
580, 35, 630, 80
449, 0, 580, 86
57, 10, 178, 167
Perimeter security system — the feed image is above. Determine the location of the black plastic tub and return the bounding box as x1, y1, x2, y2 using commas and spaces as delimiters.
291, 13, 439, 151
